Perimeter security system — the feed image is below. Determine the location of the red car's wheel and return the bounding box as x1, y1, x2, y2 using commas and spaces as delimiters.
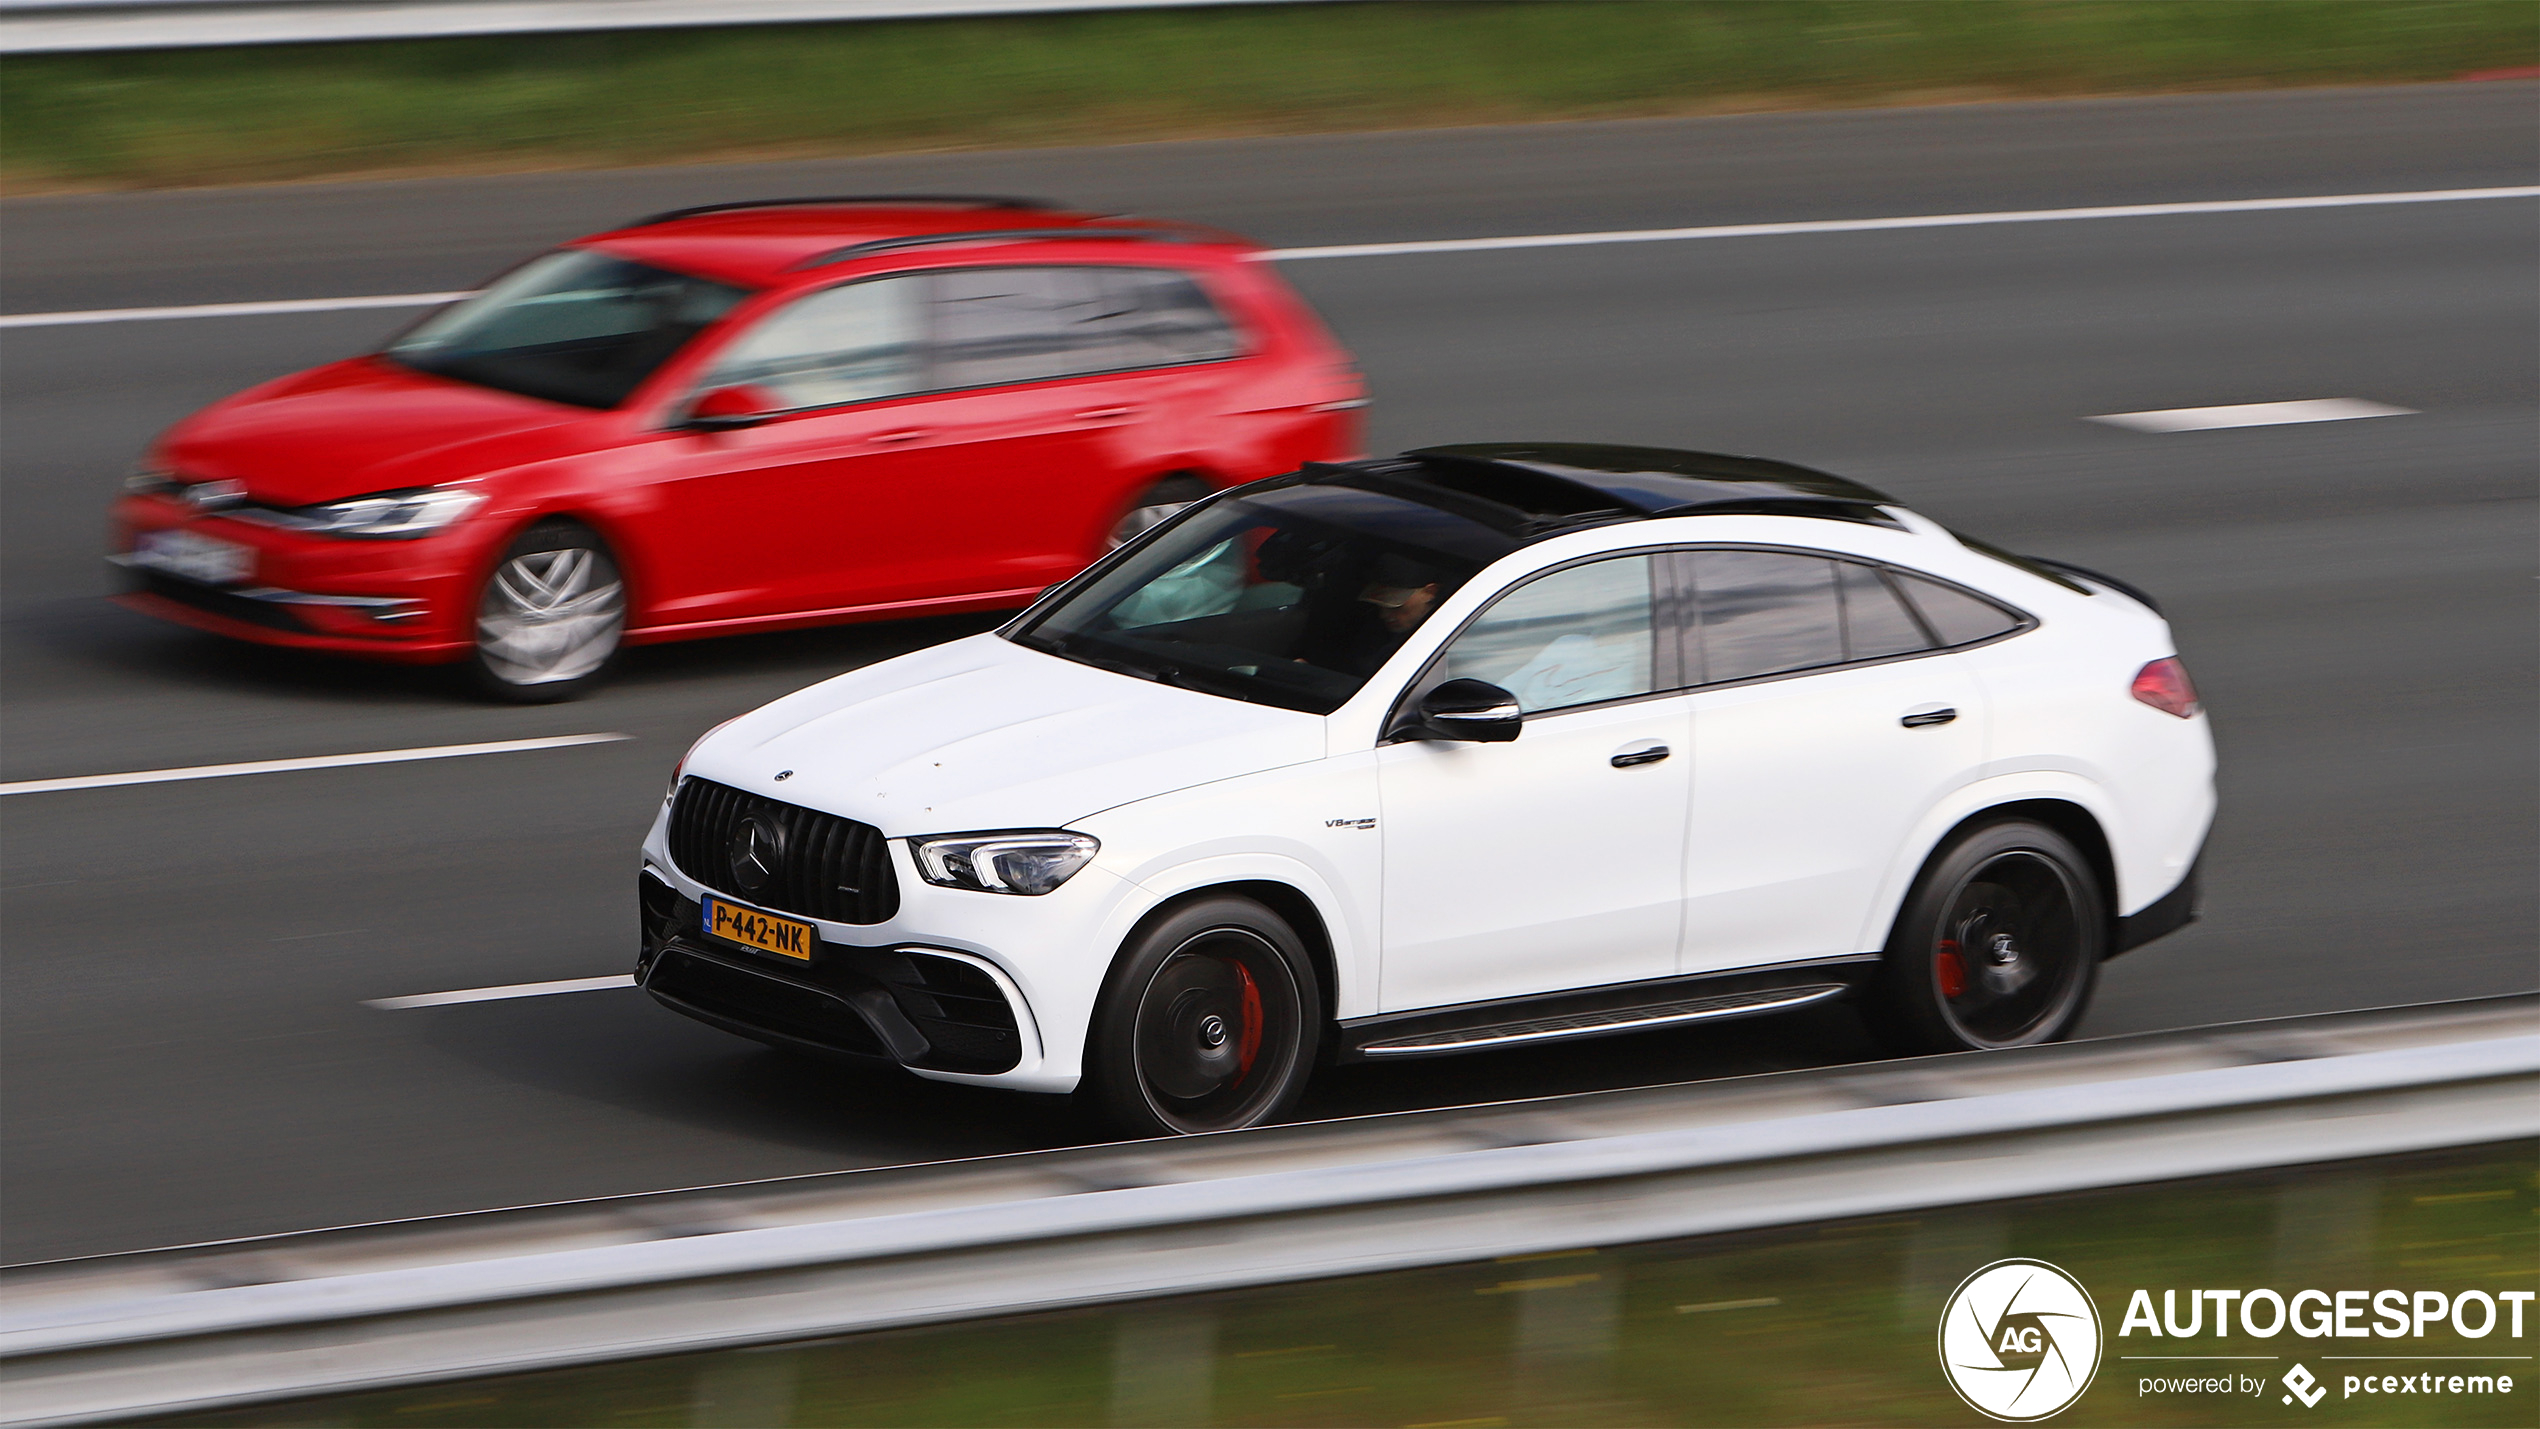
468, 520, 626, 703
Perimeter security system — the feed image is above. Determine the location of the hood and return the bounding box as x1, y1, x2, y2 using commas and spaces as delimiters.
161, 358, 600, 506
689, 634, 1327, 835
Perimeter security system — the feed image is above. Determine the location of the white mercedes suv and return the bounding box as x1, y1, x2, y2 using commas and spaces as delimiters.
638, 445, 2214, 1135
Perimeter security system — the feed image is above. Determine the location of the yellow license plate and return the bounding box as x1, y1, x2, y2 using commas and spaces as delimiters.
704, 897, 814, 960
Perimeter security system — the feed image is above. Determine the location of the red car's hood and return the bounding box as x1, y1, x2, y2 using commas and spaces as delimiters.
160, 358, 605, 506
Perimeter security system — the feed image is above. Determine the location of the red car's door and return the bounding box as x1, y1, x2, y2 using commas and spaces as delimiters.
880, 265, 1251, 598
629, 274, 950, 628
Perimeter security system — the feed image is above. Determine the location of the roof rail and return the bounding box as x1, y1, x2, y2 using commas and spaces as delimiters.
788, 226, 1193, 270
631, 195, 1062, 227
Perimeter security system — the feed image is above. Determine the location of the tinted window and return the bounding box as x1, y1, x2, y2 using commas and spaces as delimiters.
933, 266, 1239, 388
1442, 556, 1658, 713
1839, 560, 1932, 661
388, 249, 747, 409
699, 276, 925, 410
1892, 571, 2024, 646
1011, 484, 1513, 715
1691, 550, 1844, 683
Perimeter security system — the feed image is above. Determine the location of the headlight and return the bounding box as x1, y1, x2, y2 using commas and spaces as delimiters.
911, 831, 1099, 896
276, 487, 484, 538
124, 464, 178, 495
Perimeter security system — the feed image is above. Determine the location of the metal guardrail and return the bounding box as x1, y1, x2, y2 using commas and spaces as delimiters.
0, 0, 1293, 54
1, 994, 2533, 1426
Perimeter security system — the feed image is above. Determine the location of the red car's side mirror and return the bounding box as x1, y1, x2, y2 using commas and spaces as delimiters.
684, 385, 782, 431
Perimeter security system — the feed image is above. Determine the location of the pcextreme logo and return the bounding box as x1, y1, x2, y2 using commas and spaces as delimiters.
1940, 1259, 2104, 1421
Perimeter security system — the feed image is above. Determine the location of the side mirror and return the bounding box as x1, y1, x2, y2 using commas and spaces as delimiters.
684, 385, 781, 431
1407, 678, 1523, 742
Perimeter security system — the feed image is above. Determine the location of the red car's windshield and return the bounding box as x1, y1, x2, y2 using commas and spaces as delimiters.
387, 249, 750, 409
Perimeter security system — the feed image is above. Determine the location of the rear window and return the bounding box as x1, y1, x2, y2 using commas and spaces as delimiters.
932, 266, 1242, 389
1890, 571, 2026, 646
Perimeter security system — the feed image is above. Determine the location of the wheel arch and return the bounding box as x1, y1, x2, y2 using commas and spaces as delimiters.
1109, 878, 1340, 1028
1885, 797, 2119, 955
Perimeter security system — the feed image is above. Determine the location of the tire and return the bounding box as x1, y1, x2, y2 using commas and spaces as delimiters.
1868, 819, 2104, 1055
1104, 475, 1215, 551
1080, 896, 1321, 1136
467, 520, 626, 703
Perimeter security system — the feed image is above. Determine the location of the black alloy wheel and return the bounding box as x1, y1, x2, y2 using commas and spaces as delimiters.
1871, 819, 2103, 1054
467, 519, 626, 703
1083, 896, 1320, 1136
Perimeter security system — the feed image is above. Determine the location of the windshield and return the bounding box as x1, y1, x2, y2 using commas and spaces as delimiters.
1009, 481, 1520, 714
388, 249, 749, 409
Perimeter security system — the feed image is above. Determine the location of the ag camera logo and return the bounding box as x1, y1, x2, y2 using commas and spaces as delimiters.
1941, 1258, 2104, 1420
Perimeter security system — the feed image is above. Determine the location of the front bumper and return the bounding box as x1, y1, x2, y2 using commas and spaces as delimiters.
637, 870, 1049, 1082
107, 493, 476, 660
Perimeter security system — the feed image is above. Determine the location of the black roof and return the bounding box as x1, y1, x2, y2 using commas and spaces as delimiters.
1300, 444, 1903, 540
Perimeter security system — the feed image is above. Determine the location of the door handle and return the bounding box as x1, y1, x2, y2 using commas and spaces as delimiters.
1900, 707, 1958, 728
870, 428, 933, 444
1610, 744, 1671, 768
1074, 405, 1141, 422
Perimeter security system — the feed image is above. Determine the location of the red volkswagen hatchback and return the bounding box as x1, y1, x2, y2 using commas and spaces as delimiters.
110, 197, 1364, 699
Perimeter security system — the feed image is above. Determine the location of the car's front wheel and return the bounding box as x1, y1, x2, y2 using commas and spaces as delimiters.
468, 520, 625, 703
1869, 819, 2104, 1054
1082, 896, 1320, 1136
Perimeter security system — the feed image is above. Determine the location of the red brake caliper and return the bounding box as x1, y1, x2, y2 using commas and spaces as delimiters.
1935, 938, 1966, 999
1232, 960, 1264, 1085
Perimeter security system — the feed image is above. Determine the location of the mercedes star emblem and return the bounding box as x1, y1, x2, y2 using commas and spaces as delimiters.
727, 814, 783, 893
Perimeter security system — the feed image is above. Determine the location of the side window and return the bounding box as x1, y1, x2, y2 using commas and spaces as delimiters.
1891, 570, 2025, 646
1691, 549, 1844, 683
699, 276, 924, 410
1441, 555, 1658, 714
1088, 268, 1243, 368
932, 266, 1241, 390
1838, 560, 1933, 661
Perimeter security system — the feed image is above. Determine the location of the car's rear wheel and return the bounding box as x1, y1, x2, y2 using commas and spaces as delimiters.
1082, 896, 1320, 1136
1105, 475, 1215, 551
1870, 819, 2103, 1054
468, 520, 625, 703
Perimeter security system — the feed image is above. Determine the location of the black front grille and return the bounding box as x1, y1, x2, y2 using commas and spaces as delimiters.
132, 570, 310, 632
667, 778, 899, 925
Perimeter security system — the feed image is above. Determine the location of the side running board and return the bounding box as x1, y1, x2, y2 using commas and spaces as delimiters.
1356, 983, 1848, 1057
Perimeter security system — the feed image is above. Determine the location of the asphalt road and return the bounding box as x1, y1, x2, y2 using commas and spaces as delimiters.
3, 85, 2533, 1263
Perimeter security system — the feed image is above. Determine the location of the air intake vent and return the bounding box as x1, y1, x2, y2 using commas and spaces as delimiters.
667, 779, 899, 925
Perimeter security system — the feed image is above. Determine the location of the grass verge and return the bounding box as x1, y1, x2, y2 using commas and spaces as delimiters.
158, 1140, 2540, 1427
3, 1, 2535, 191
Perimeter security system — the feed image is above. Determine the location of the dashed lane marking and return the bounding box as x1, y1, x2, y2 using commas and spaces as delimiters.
2088, 398, 2416, 432
366, 975, 635, 1010
0, 733, 632, 795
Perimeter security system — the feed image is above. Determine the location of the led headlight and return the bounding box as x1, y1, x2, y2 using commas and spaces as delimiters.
912, 831, 1099, 896
277, 486, 485, 538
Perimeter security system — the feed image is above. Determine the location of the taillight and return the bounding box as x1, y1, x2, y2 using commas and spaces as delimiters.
2131, 657, 2199, 718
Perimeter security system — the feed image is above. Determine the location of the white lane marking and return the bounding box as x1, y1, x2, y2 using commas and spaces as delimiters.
2088, 398, 2417, 433
366, 975, 634, 1010
0, 291, 467, 329
0, 732, 632, 796
4, 186, 2533, 329
1260, 186, 2540, 261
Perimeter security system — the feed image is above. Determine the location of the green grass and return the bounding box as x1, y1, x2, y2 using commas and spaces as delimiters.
3, 2, 2533, 190
158, 1140, 2540, 1427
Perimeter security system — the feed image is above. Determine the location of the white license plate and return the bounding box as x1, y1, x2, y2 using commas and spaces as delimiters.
134, 529, 253, 585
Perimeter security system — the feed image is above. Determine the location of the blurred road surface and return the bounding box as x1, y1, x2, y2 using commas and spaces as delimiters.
3, 84, 2533, 1262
